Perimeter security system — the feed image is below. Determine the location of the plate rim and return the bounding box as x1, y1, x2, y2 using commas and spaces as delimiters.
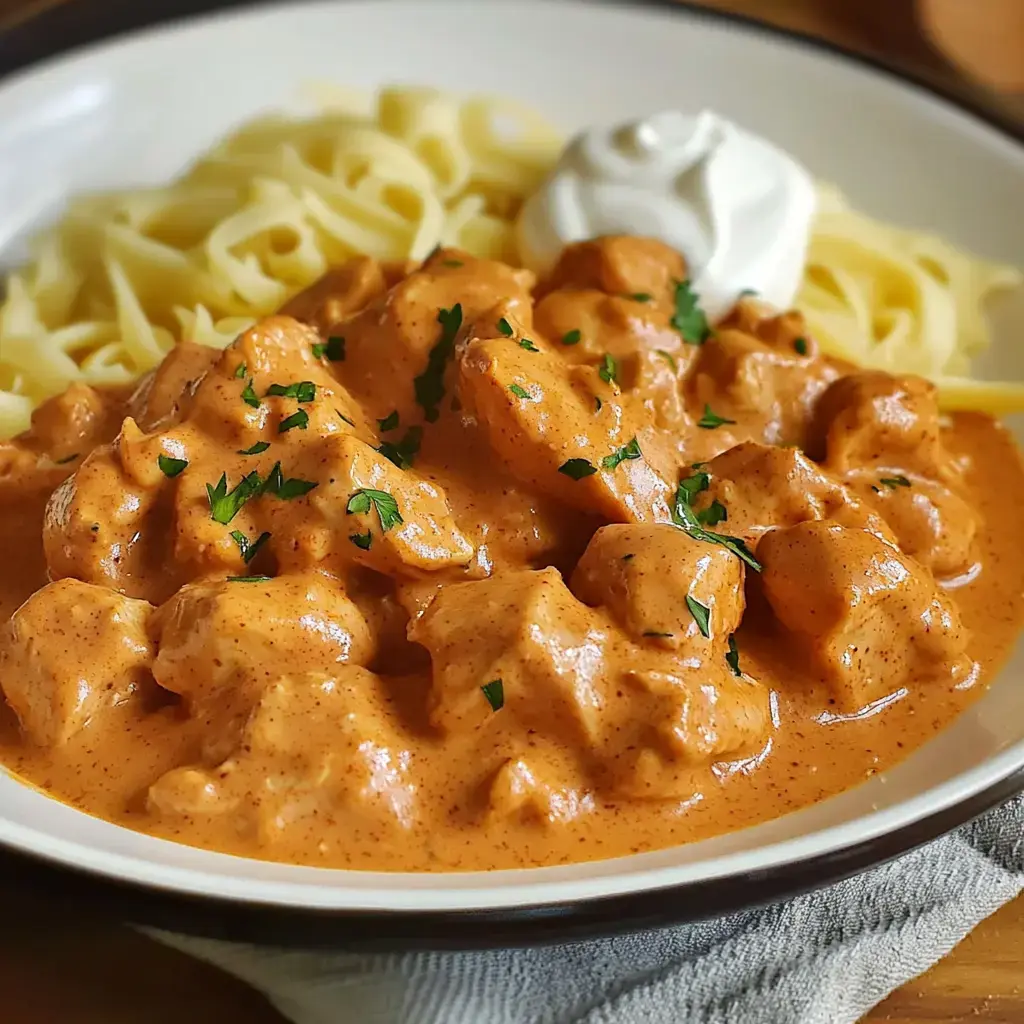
0, 0, 1023, 946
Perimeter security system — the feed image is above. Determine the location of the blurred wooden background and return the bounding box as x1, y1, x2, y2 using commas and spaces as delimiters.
0, 1, 1021, 1022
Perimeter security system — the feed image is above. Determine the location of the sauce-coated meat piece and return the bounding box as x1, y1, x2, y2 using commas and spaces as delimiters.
0, 579, 155, 746
759, 520, 975, 712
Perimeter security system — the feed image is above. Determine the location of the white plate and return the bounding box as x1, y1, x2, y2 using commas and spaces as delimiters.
0, 0, 1022, 947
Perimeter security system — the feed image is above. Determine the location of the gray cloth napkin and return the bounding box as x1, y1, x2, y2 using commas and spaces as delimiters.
154, 793, 1024, 1024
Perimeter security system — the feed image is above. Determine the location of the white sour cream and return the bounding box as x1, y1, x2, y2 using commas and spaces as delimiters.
516, 110, 817, 320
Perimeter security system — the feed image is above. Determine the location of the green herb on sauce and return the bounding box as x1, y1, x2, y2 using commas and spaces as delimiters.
601, 437, 642, 470
207, 471, 262, 524
241, 378, 260, 408
312, 336, 345, 361
686, 595, 711, 638
497, 317, 514, 337
230, 529, 270, 565
508, 383, 533, 400
55, 453, 79, 465
671, 279, 711, 345
227, 575, 272, 583
349, 531, 373, 550
377, 410, 399, 432
442, 259, 464, 268
793, 337, 808, 356
697, 499, 728, 527
726, 634, 742, 676
234, 363, 247, 379
880, 475, 912, 489
266, 381, 316, 403
377, 427, 423, 469
697, 404, 737, 430
655, 349, 678, 372
414, 304, 463, 422
594, 396, 603, 412
278, 409, 309, 433
558, 458, 598, 480
337, 410, 355, 427
346, 488, 403, 532
672, 471, 762, 572
561, 329, 582, 346
598, 353, 619, 385
237, 441, 271, 456
261, 462, 318, 501
629, 293, 653, 303
643, 631, 675, 639
518, 338, 539, 352
158, 454, 188, 478
622, 553, 635, 562
481, 679, 504, 711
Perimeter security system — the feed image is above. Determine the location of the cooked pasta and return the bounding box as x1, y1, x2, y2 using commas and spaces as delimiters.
0, 88, 1020, 438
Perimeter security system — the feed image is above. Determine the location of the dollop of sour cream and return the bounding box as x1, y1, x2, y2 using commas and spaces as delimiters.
516, 110, 817, 320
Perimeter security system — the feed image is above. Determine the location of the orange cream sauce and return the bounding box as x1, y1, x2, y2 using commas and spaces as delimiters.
0, 236, 1021, 872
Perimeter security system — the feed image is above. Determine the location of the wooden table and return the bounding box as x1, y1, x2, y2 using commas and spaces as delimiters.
0, 1, 1022, 1022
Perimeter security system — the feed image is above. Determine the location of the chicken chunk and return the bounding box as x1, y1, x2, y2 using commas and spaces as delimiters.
694, 442, 895, 547
458, 337, 676, 523
128, 341, 219, 433
759, 520, 975, 712
571, 523, 744, 651
0, 579, 155, 746
147, 668, 418, 849
279, 256, 392, 332
540, 236, 688, 301
152, 571, 375, 714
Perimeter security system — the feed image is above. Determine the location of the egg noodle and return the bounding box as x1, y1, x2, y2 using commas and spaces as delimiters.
0, 86, 1021, 438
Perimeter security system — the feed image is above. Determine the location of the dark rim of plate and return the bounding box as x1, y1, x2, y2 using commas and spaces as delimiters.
0, 0, 1022, 948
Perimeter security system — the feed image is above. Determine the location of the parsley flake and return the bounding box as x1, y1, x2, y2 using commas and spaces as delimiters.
558, 458, 598, 480
378, 410, 399, 432
278, 409, 309, 433
55, 453, 79, 465
497, 317, 514, 337
377, 427, 423, 469
481, 679, 504, 712
207, 471, 262, 525
643, 630, 675, 639
267, 381, 316, 403
237, 441, 271, 456
227, 575, 272, 583
629, 293, 653, 302
598, 353, 619, 386
230, 529, 271, 565
622, 553, 635, 562
671, 471, 762, 572
233, 363, 247, 379
346, 488, 403, 532
349, 531, 372, 550
261, 462, 318, 501
601, 437, 642, 470
414, 304, 462, 422
594, 396, 603, 412
241, 378, 260, 408
312, 336, 345, 361
880, 475, 912, 489
656, 349, 677, 372
337, 410, 355, 427
442, 259, 464, 268
686, 595, 711, 638
697, 404, 737, 430
698, 499, 728, 527
158, 454, 188, 478
793, 337, 808, 356
508, 383, 533, 400
671, 279, 711, 345
726, 634, 742, 676
519, 338, 539, 352
561, 329, 582, 346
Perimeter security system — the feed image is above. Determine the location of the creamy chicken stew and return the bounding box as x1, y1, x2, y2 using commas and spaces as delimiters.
0, 237, 1021, 871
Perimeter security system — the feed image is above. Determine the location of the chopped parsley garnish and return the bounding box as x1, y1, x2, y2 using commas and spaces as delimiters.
260, 461, 318, 500
739, 288, 758, 298
349, 531, 373, 550
378, 410, 399, 432
686, 595, 711, 638
337, 410, 355, 427
442, 259, 464, 268
726, 634, 742, 676
558, 458, 598, 480
234, 363, 247, 379
698, 499, 728, 527
697, 404, 737, 430
481, 679, 504, 712
346, 488, 403, 532
561, 329, 581, 346
237, 441, 271, 456
497, 317, 514, 337
207, 471, 262, 525
671, 471, 762, 572
629, 293, 653, 303
241, 378, 260, 408
656, 349, 677, 372
377, 427, 423, 469
598, 353, 619, 385
267, 381, 316, 403
278, 409, 309, 433
601, 437, 642, 470
158, 454, 188, 478
671, 279, 711, 345
508, 383, 533, 400
793, 337, 808, 356
519, 338, 539, 352
594, 396, 603, 412
880, 475, 912, 489
312, 336, 345, 361
230, 529, 270, 565
227, 575, 272, 583
643, 631, 675, 639
55, 453, 79, 465
622, 553, 635, 562
414, 304, 462, 422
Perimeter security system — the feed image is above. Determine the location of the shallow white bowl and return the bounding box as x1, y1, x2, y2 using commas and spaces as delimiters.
0, 0, 1022, 948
